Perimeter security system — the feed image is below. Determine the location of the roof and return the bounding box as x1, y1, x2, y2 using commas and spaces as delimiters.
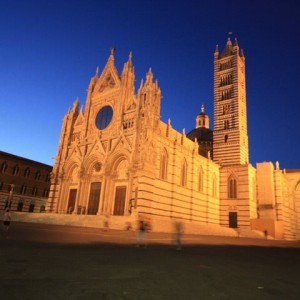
186, 127, 213, 143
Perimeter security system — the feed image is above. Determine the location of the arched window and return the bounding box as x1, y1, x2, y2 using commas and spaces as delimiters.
0, 162, 7, 173
32, 187, 37, 196
45, 173, 51, 182
228, 177, 237, 199
225, 134, 229, 143
180, 159, 187, 187
21, 185, 27, 195
24, 168, 30, 178
13, 165, 19, 176
160, 149, 168, 180
224, 120, 229, 129
43, 189, 49, 197
35, 171, 41, 180
198, 168, 203, 192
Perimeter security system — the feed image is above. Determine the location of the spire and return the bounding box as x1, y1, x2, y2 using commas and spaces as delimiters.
234, 37, 238, 47
215, 44, 219, 53
196, 102, 209, 129
122, 51, 134, 75
128, 51, 132, 66
71, 98, 79, 113
220, 37, 233, 58
107, 47, 115, 64
110, 47, 115, 57
240, 48, 245, 58
201, 103, 205, 114
145, 68, 153, 85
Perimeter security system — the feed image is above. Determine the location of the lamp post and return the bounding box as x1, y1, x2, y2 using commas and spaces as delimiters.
8, 184, 15, 208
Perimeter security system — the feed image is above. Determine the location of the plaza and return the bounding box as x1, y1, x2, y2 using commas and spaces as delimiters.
1, 222, 300, 299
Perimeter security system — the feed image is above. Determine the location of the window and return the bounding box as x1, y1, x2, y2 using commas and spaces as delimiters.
224, 120, 229, 129
223, 104, 231, 115
35, 171, 41, 180
43, 189, 49, 197
95, 105, 113, 130
17, 200, 24, 211
180, 159, 187, 187
24, 168, 30, 178
21, 185, 27, 195
45, 173, 51, 182
13, 165, 19, 176
32, 187, 37, 196
0, 162, 7, 173
225, 135, 229, 143
0, 181, 3, 190
228, 177, 237, 199
160, 149, 168, 180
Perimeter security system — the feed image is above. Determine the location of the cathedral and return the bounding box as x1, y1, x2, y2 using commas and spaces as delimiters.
47, 38, 300, 240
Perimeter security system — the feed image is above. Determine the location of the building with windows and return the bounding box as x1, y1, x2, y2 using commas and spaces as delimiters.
47, 39, 300, 240
0, 151, 52, 213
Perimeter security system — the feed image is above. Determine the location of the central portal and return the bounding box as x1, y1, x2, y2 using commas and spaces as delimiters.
113, 186, 126, 215
88, 182, 101, 215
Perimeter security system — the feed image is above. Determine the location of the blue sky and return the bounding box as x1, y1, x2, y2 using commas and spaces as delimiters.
0, 0, 299, 169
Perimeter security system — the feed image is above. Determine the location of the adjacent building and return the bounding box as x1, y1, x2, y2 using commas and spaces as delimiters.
0, 151, 52, 213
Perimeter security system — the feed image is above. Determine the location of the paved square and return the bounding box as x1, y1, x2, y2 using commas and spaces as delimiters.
1, 222, 300, 299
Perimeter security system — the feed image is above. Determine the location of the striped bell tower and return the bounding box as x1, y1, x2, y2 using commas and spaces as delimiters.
213, 37, 249, 166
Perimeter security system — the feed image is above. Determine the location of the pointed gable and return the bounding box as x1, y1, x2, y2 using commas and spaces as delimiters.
95, 48, 121, 94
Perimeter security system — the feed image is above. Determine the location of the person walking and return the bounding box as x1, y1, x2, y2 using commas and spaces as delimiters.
136, 219, 147, 247
3, 208, 11, 235
173, 220, 183, 250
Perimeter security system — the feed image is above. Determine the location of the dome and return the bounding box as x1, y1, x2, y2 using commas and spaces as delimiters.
187, 127, 213, 158
187, 127, 213, 143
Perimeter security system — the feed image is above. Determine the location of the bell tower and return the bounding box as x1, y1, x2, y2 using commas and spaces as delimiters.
213, 37, 249, 166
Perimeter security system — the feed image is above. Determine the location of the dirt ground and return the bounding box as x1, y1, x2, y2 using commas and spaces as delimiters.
1, 222, 300, 300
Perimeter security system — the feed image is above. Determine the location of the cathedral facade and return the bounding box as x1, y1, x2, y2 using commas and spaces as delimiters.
47, 39, 300, 240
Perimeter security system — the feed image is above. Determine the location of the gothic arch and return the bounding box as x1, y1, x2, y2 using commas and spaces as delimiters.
106, 151, 130, 178
180, 158, 188, 187
160, 148, 168, 180
228, 174, 238, 199
83, 153, 104, 175
63, 160, 80, 181
198, 166, 204, 192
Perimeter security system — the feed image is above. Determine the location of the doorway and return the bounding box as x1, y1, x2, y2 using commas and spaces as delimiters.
88, 182, 101, 215
67, 189, 77, 213
113, 186, 126, 215
229, 212, 238, 228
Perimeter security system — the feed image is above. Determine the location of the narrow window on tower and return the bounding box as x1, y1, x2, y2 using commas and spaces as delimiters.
224, 120, 229, 129
225, 135, 229, 143
228, 177, 237, 199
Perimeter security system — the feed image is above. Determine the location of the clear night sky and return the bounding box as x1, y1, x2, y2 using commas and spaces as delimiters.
1, 0, 299, 169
